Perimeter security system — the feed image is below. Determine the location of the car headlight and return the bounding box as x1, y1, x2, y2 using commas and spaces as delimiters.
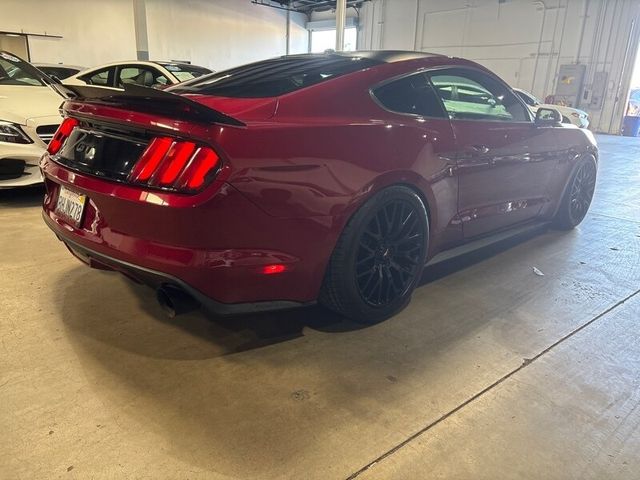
0, 121, 33, 144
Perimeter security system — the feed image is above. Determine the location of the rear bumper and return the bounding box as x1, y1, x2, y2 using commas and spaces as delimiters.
41, 155, 338, 309
43, 216, 312, 315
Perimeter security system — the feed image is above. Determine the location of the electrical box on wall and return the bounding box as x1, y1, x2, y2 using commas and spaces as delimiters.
554, 64, 587, 108
590, 71, 608, 110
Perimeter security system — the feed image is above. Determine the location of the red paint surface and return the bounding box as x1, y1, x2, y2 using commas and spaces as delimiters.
41, 54, 597, 307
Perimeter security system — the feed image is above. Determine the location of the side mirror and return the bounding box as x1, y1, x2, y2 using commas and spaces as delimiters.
535, 107, 562, 126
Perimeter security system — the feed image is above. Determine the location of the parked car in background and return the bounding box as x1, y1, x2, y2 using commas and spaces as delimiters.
41, 51, 598, 323
514, 88, 590, 128
626, 88, 640, 116
0, 51, 62, 188
63, 61, 213, 89
34, 63, 84, 80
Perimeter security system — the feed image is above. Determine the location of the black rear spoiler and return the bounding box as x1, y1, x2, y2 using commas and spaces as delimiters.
52, 83, 245, 127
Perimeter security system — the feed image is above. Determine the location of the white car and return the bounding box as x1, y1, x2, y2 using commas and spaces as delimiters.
34, 63, 84, 80
0, 51, 63, 188
514, 88, 590, 128
63, 60, 212, 89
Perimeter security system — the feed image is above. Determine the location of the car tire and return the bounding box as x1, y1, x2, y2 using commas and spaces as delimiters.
319, 185, 429, 324
554, 155, 597, 230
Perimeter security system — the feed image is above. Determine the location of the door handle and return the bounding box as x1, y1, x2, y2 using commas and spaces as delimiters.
469, 145, 490, 154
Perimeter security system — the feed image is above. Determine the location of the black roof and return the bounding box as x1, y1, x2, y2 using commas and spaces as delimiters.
338, 50, 445, 63
282, 50, 444, 63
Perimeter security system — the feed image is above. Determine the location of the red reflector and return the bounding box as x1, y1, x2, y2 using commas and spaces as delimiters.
129, 137, 173, 182
158, 141, 196, 185
262, 264, 287, 275
47, 118, 79, 155
184, 148, 220, 190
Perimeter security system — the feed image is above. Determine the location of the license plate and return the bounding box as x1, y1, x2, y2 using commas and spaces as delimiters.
55, 186, 87, 228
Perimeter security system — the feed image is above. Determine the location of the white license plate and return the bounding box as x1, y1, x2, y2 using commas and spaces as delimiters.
55, 186, 87, 227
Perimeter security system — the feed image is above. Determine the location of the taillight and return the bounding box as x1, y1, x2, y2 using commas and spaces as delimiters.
128, 137, 221, 192
157, 141, 196, 185
129, 137, 173, 181
47, 118, 79, 155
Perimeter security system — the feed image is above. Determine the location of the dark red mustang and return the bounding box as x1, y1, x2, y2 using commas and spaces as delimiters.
41, 51, 598, 323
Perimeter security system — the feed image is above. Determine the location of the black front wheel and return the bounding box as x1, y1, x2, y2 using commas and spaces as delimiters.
320, 186, 429, 324
555, 156, 597, 229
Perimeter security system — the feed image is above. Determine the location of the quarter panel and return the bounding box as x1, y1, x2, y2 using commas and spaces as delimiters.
222, 118, 461, 257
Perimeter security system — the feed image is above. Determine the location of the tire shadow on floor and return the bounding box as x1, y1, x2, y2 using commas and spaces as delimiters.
54, 224, 548, 359
0, 185, 44, 208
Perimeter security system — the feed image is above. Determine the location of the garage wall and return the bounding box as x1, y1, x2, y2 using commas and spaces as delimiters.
358, 0, 640, 134
0, 0, 308, 71
144, 0, 308, 70
0, 0, 137, 67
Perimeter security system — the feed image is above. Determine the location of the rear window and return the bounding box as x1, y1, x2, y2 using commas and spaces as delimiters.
38, 66, 80, 80
160, 63, 212, 82
0, 52, 46, 86
169, 55, 382, 98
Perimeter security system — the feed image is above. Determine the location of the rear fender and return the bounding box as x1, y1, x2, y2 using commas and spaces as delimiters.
341, 169, 461, 259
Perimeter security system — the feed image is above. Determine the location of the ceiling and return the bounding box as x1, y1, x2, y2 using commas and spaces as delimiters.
253, 0, 369, 14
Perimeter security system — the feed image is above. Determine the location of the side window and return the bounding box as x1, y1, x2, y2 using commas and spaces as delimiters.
372, 73, 446, 118
117, 66, 168, 88
429, 69, 530, 122
81, 68, 112, 86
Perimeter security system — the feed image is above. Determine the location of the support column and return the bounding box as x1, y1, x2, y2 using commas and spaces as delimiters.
336, 0, 347, 51
286, 5, 291, 55
133, 0, 149, 60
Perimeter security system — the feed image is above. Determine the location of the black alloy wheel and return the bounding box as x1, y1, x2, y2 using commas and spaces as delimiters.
320, 186, 429, 324
568, 160, 597, 223
355, 200, 424, 307
555, 156, 597, 229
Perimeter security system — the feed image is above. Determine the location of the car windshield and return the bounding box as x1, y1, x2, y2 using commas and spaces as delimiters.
515, 90, 541, 106
0, 51, 47, 86
159, 63, 212, 83
169, 54, 382, 98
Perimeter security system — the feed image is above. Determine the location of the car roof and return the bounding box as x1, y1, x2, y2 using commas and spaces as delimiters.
82, 60, 171, 69
154, 61, 209, 68
34, 63, 84, 69
72, 60, 213, 77
82, 60, 209, 69
282, 50, 445, 63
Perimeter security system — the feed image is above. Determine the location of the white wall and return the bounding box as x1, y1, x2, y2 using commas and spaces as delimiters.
145, 0, 308, 70
0, 0, 137, 67
359, 0, 640, 134
0, 0, 309, 70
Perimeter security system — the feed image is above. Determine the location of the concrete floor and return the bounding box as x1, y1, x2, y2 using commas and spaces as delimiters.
1, 134, 639, 479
